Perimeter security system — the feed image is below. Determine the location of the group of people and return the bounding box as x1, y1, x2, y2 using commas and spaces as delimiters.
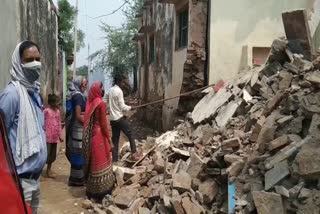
0, 40, 140, 213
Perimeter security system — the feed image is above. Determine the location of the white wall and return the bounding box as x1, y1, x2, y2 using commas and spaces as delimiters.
209, 0, 320, 84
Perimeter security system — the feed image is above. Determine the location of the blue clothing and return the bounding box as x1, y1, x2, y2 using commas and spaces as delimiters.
0, 83, 47, 174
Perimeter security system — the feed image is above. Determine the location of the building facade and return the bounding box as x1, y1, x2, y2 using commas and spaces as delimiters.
0, 0, 59, 98
135, 0, 208, 130
208, 0, 320, 84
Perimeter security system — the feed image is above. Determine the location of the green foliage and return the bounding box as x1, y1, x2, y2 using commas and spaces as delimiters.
58, 0, 85, 56
76, 65, 88, 77
90, 0, 144, 78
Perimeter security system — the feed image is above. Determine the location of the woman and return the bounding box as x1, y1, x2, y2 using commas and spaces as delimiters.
67, 76, 88, 186
83, 81, 115, 201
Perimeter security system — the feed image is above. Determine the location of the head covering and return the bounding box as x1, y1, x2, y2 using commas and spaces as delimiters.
73, 76, 85, 93
84, 81, 103, 128
10, 42, 39, 91
10, 42, 44, 166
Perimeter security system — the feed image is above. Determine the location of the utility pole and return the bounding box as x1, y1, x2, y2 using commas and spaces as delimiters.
73, 0, 79, 79
88, 43, 90, 75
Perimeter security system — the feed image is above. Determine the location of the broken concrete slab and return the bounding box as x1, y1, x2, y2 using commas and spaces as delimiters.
282, 9, 313, 60
113, 187, 139, 209
265, 160, 290, 190
308, 114, 320, 139
138, 207, 151, 214
192, 87, 232, 124
279, 72, 293, 90
305, 70, 320, 85
224, 154, 243, 165
171, 200, 185, 214
215, 100, 241, 128
172, 171, 192, 193
198, 179, 218, 204
186, 152, 205, 179
253, 191, 285, 214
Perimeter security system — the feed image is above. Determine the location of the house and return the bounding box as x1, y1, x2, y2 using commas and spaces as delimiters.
135, 0, 320, 131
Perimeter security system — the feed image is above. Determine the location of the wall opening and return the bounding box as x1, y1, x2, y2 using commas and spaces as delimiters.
177, 7, 189, 49
252, 47, 271, 66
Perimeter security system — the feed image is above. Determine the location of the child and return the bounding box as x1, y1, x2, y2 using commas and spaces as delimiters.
44, 94, 63, 178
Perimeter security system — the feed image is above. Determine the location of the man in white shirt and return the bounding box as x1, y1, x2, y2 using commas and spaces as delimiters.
108, 74, 141, 162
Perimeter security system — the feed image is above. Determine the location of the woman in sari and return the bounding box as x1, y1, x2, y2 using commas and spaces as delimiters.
67, 76, 88, 186
83, 81, 115, 201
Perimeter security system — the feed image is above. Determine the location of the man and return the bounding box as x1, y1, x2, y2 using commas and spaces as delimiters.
109, 74, 141, 162
0, 41, 47, 214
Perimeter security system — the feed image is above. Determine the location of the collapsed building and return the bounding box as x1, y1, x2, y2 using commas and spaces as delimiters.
134, 0, 320, 131
81, 8, 320, 214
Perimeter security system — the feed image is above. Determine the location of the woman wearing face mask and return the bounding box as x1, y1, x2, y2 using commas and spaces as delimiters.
0, 41, 47, 213
82, 81, 115, 201
67, 76, 88, 186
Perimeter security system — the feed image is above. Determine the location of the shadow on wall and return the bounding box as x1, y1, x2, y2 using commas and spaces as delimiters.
212, 0, 316, 43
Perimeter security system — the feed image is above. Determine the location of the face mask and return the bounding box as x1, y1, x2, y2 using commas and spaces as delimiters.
22, 61, 41, 82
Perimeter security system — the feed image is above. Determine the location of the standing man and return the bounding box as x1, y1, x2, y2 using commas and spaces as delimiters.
0, 41, 47, 214
109, 74, 141, 162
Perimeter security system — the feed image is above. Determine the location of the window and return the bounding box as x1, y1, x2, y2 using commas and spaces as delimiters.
178, 9, 188, 48
149, 35, 155, 64
141, 43, 145, 65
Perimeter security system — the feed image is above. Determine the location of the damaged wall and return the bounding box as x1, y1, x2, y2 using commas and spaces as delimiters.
0, 0, 58, 98
137, 0, 208, 131
208, 0, 320, 84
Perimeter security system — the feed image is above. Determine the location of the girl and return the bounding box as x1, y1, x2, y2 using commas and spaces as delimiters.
44, 94, 63, 178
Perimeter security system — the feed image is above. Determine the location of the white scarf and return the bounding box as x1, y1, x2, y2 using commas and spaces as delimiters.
10, 42, 44, 166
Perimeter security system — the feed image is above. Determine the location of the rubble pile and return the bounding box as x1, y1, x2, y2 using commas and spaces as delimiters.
82, 37, 320, 214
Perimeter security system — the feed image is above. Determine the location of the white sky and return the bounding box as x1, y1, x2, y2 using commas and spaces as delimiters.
53, 0, 126, 66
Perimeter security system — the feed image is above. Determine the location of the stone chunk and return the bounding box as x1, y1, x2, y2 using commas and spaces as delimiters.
308, 114, 320, 139
305, 70, 320, 84
114, 187, 139, 209
171, 200, 185, 214
299, 188, 312, 200
294, 139, 320, 179
215, 100, 241, 128
106, 205, 125, 214
279, 72, 293, 90
187, 152, 205, 179
275, 186, 290, 198
181, 197, 204, 214
199, 179, 218, 204
172, 171, 192, 193
252, 191, 285, 214
265, 160, 290, 190
153, 151, 165, 173
268, 135, 289, 151
81, 199, 93, 209
227, 160, 245, 177
224, 154, 243, 164
222, 138, 240, 150
139, 207, 150, 214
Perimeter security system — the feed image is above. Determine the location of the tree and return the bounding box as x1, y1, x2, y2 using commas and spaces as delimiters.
90, 0, 144, 80
76, 65, 88, 77
58, 0, 85, 56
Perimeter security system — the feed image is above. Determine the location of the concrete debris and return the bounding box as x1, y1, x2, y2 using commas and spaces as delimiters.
81, 35, 320, 213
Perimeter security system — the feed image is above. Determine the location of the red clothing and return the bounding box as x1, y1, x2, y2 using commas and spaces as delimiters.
44, 108, 62, 143
83, 81, 115, 198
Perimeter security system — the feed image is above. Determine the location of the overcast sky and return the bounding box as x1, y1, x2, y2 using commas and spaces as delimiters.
54, 0, 126, 66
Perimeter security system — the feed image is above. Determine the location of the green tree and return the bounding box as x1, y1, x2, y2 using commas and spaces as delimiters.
90, 0, 144, 79
76, 65, 88, 77
58, 0, 85, 56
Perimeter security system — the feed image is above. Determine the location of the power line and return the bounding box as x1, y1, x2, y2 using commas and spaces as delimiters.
88, 0, 129, 19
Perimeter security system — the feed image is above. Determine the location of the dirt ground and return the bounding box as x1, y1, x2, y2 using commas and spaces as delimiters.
38, 145, 87, 214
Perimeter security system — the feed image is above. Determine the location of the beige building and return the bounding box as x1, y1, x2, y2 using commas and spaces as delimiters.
208, 0, 320, 84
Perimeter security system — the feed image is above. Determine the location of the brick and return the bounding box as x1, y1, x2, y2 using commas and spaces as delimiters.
222, 138, 240, 150
268, 135, 289, 151
181, 197, 203, 214
114, 187, 139, 209
187, 152, 205, 179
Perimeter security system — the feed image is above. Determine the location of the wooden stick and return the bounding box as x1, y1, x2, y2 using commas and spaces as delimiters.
133, 83, 216, 109
132, 144, 158, 168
